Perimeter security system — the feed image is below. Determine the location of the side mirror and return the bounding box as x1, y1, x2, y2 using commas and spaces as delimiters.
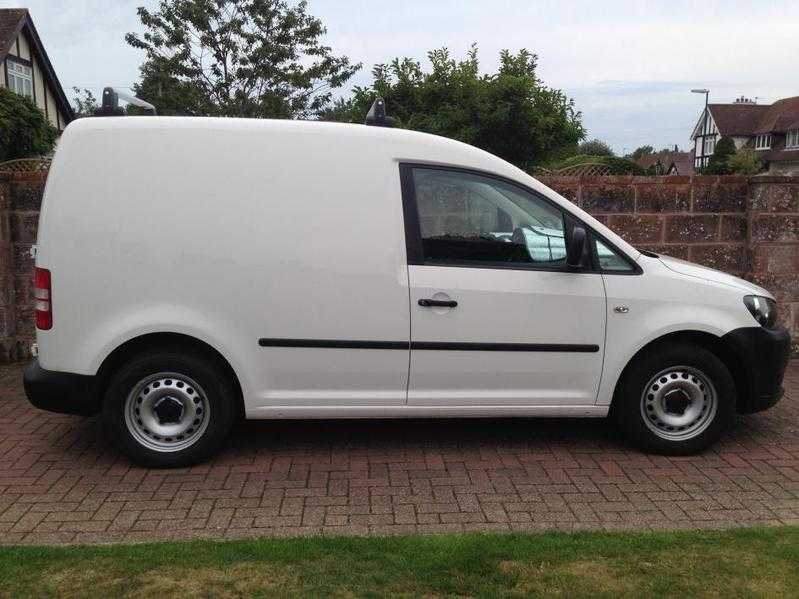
566, 226, 587, 268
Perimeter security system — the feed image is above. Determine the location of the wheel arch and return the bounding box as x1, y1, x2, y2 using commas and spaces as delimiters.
609, 330, 746, 415
94, 332, 245, 417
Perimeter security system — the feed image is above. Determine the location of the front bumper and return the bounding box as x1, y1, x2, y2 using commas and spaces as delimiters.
722, 325, 791, 414
23, 358, 101, 416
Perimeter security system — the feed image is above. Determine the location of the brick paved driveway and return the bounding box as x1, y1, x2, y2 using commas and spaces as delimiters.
1, 362, 799, 545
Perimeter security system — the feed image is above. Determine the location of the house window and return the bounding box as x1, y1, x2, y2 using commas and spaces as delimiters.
755, 134, 772, 150
7, 60, 33, 99
703, 136, 716, 155
787, 130, 799, 149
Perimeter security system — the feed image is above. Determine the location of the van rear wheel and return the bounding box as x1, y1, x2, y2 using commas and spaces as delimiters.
613, 343, 736, 455
102, 349, 237, 467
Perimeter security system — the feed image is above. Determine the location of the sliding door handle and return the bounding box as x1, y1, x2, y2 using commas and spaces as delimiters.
418, 298, 458, 308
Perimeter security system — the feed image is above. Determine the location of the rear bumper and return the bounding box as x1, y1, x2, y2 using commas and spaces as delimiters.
722, 325, 791, 414
23, 358, 101, 416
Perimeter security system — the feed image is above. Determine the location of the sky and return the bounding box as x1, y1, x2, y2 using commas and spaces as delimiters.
4, 0, 799, 154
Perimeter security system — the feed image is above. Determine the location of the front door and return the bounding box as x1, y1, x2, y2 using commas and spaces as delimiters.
402, 165, 606, 406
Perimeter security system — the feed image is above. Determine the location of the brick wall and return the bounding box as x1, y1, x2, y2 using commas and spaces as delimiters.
539, 175, 750, 276
540, 174, 798, 354
0, 172, 45, 361
0, 172, 796, 360
748, 177, 799, 355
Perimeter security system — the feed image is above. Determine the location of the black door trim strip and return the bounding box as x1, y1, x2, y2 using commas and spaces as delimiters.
412, 342, 599, 352
258, 339, 599, 353
258, 338, 408, 350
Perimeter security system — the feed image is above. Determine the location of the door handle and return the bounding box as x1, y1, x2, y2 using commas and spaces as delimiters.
418, 298, 458, 308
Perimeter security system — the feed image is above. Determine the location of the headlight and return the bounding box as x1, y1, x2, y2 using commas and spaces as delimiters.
743, 295, 777, 328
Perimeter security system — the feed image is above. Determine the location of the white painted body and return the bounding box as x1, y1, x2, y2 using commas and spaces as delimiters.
35, 117, 769, 419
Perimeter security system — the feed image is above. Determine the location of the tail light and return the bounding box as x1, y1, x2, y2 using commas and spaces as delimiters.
34, 267, 52, 330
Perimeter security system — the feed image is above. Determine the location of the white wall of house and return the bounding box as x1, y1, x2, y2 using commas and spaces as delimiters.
1, 29, 66, 130
692, 110, 718, 168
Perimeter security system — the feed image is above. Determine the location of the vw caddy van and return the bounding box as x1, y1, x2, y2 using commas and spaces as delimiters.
24, 115, 790, 467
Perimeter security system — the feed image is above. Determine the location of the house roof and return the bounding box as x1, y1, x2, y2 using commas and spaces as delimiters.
754, 96, 799, 134
635, 150, 694, 175
634, 153, 664, 170
700, 97, 799, 139
0, 8, 74, 124
667, 151, 695, 175
759, 149, 799, 163
0, 8, 26, 57
706, 103, 768, 136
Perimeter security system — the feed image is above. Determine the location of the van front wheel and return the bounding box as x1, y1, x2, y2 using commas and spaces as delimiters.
102, 349, 237, 467
613, 343, 736, 455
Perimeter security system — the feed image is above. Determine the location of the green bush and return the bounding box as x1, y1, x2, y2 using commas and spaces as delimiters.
703, 136, 736, 174
727, 146, 764, 175
547, 154, 647, 175
577, 139, 615, 156
0, 87, 57, 161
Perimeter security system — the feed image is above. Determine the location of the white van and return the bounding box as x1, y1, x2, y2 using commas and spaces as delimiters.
24, 116, 790, 467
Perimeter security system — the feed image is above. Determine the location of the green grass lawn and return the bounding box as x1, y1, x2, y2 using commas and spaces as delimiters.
1, 526, 798, 598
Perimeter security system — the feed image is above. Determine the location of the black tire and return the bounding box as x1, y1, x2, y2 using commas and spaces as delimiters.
613, 342, 736, 455
102, 348, 238, 468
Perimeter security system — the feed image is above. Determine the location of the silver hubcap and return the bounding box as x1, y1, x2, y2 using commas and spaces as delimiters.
124, 372, 210, 452
641, 366, 717, 441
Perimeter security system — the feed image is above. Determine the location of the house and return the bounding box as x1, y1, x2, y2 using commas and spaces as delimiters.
635, 148, 695, 175
0, 8, 74, 131
691, 95, 799, 174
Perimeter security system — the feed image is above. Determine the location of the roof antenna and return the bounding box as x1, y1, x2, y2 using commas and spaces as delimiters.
365, 97, 395, 127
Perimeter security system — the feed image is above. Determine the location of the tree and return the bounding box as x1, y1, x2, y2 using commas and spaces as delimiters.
628, 145, 654, 161
0, 87, 57, 161
704, 136, 736, 174
126, 0, 361, 118
577, 138, 614, 156
71, 87, 99, 118
727, 146, 763, 175
321, 46, 585, 170
132, 57, 206, 115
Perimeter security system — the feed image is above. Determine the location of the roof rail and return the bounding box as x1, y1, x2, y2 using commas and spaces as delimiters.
95, 87, 157, 116
365, 97, 395, 127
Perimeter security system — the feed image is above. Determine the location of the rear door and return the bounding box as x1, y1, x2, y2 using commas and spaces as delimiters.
401, 165, 607, 406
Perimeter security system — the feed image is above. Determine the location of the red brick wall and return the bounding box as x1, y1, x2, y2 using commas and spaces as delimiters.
0, 172, 796, 360
0, 176, 12, 360
747, 177, 799, 354
539, 175, 750, 275
0, 172, 46, 361
539, 174, 797, 354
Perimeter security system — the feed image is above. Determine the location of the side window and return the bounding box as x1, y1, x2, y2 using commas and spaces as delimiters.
594, 238, 634, 272
410, 167, 567, 268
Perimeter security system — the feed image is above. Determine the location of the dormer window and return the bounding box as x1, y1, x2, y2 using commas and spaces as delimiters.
787, 130, 799, 149
754, 133, 772, 150
7, 59, 33, 99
